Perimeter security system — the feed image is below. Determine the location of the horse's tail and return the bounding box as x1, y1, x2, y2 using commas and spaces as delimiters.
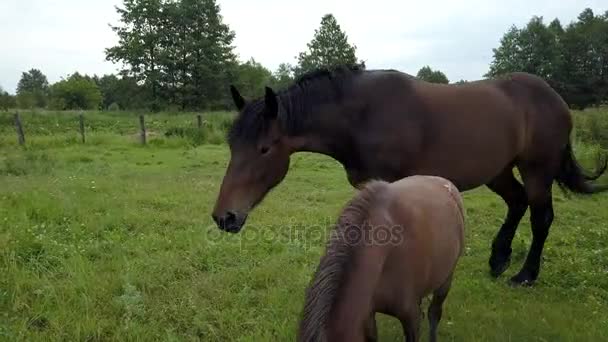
555, 142, 608, 194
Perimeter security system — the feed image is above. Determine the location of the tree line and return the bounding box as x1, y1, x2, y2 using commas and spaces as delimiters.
1, 2, 605, 112
487, 8, 608, 109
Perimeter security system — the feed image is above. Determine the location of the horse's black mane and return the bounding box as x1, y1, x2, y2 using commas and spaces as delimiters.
227, 63, 366, 145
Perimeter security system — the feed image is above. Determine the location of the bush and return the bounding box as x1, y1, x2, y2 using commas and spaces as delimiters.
164, 127, 205, 146
49, 73, 102, 110
0, 90, 16, 111
573, 109, 608, 149
108, 102, 120, 111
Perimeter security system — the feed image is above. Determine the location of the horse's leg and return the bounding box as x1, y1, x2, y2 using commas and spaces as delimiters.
487, 168, 529, 277
398, 300, 421, 342
510, 166, 555, 285
364, 313, 378, 342
428, 274, 453, 342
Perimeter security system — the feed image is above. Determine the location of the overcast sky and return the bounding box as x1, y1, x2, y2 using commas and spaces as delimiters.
0, 0, 606, 93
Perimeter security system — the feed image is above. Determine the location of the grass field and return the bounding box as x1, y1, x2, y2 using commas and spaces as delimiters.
1, 110, 608, 341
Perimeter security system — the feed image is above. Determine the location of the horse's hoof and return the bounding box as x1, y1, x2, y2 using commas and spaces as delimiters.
489, 256, 511, 278
509, 271, 537, 287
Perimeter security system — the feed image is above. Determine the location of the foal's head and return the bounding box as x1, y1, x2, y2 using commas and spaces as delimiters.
211, 86, 292, 233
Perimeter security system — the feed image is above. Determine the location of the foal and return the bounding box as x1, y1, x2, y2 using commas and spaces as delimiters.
298, 175, 465, 342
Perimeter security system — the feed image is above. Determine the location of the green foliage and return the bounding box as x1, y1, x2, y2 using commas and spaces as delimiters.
233, 58, 272, 99
0, 110, 236, 148
486, 9, 608, 109
17, 91, 37, 109
295, 14, 360, 77
572, 109, 608, 149
96, 74, 147, 110
269, 63, 295, 91
0, 86, 16, 111
558, 9, 608, 109
49, 73, 102, 110
16, 69, 49, 108
105, 0, 238, 111
416, 66, 449, 84
108, 102, 121, 111
105, 0, 163, 110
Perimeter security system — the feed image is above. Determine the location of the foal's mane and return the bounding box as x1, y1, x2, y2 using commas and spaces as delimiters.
227, 64, 366, 145
298, 179, 389, 342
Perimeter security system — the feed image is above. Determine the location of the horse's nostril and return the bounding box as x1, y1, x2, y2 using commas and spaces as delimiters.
225, 211, 236, 224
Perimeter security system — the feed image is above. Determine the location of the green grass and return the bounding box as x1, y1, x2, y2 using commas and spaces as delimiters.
1, 109, 608, 341
0, 110, 235, 148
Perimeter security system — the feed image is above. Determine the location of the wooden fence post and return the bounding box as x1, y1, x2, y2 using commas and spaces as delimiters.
14, 112, 25, 145
79, 113, 85, 143
197, 114, 202, 130
139, 114, 146, 145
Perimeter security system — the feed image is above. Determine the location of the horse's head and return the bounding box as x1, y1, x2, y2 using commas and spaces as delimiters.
212, 85, 292, 233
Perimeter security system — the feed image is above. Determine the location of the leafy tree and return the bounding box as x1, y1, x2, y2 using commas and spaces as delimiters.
96, 74, 121, 109
106, 0, 165, 110
416, 66, 449, 84
49, 73, 102, 110
559, 9, 608, 108
16, 68, 49, 108
234, 58, 272, 99
177, 0, 238, 110
106, 0, 238, 111
295, 14, 360, 77
269, 63, 295, 90
548, 18, 565, 36
17, 92, 36, 109
485, 26, 523, 77
485, 9, 608, 109
486, 17, 561, 80
0, 86, 16, 111
95, 74, 147, 110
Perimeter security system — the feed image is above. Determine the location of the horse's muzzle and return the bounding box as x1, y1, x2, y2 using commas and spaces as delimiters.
212, 211, 247, 233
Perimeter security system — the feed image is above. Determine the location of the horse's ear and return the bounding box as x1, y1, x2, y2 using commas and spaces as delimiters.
230, 85, 245, 110
264, 86, 278, 120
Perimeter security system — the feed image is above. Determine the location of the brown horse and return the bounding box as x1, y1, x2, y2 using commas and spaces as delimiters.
212, 64, 607, 285
298, 175, 465, 342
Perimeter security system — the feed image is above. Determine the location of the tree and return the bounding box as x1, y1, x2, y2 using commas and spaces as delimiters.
485, 17, 561, 81
16, 68, 49, 108
295, 14, 360, 77
559, 9, 608, 108
485, 9, 608, 109
96, 74, 148, 110
106, 0, 163, 110
106, 0, 239, 111
177, 0, 239, 110
0, 86, 16, 111
49, 73, 102, 110
234, 58, 272, 99
269, 63, 295, 91
416, 66, 449, 84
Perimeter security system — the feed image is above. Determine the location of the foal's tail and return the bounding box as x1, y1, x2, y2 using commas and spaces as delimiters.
556, 142, 608, 194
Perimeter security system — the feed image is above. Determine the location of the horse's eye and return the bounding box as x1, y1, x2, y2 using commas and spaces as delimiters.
260, 146, 270, 155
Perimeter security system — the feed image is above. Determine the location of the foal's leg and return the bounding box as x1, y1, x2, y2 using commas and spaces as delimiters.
364, 313, 378, 342
487, 168, 529, 277
510, 167, 555, 286
428, 275, 453, 342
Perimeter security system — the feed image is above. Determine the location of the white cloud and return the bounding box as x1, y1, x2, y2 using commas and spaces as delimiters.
0, 0, 606, 93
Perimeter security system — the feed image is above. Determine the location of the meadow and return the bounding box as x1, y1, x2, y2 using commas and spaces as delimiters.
1, 109, 608, 341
